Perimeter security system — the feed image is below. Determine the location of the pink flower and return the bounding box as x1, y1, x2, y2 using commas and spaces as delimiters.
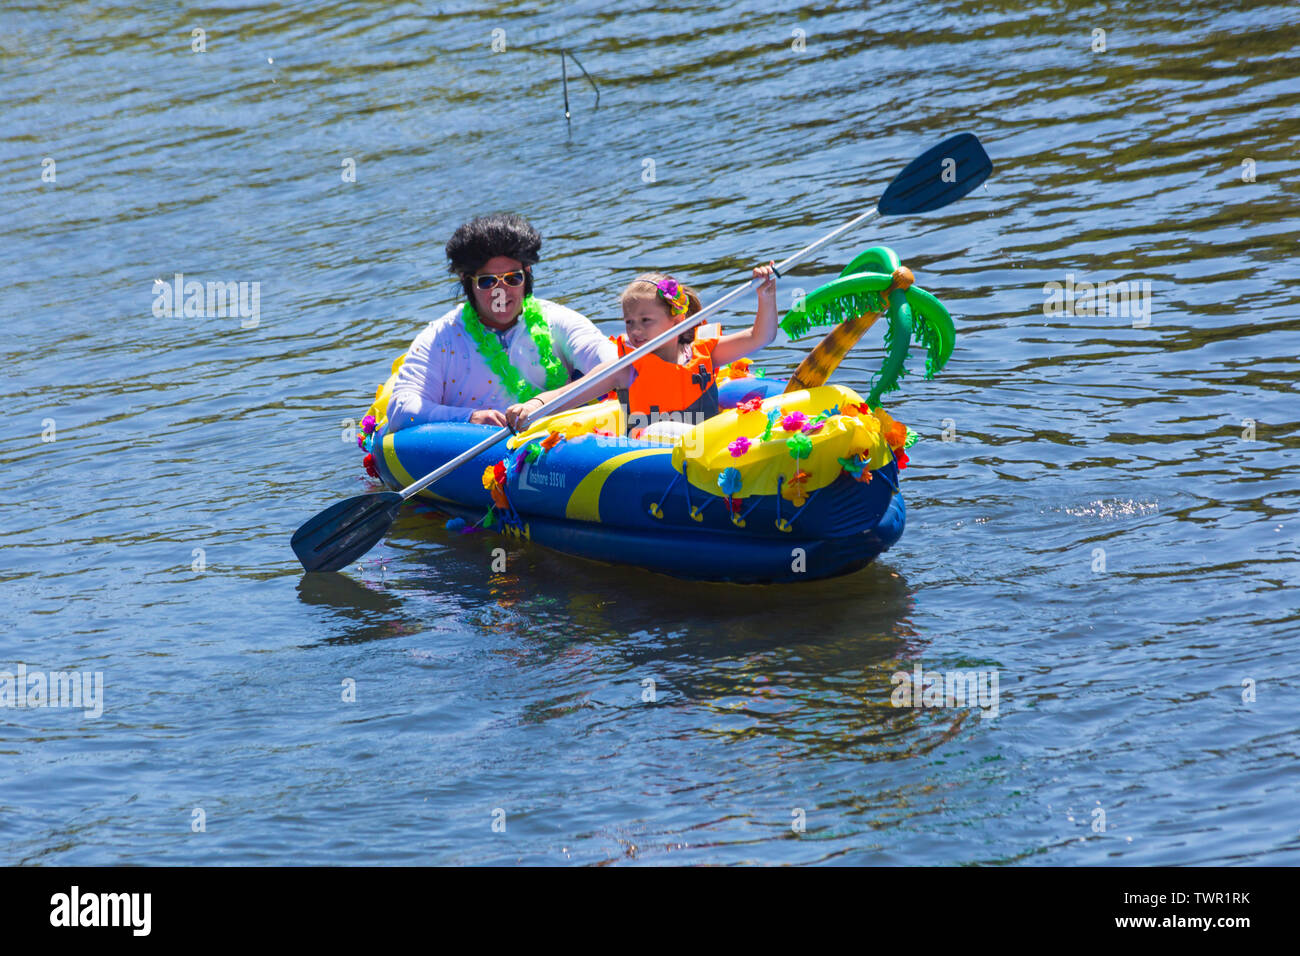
781, 411, 808, 432
802, 421, 824, 434
361, 414, 377, 435
728, 436, 751, 457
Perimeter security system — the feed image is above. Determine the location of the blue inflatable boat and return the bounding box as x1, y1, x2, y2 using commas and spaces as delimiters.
363, 376, 908, 583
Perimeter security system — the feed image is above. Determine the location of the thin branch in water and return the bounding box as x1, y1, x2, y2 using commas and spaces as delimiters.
561, 51, 570, 120
565, 50, 599, 109
557, 49, 600, 121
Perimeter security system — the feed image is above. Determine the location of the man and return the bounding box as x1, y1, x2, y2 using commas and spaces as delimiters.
386, 214, 615, 431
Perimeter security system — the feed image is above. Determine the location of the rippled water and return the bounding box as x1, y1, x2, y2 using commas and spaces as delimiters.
3, 0, 1298, 865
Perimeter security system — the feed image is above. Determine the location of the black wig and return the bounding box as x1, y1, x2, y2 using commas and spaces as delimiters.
445, 213, 543, 299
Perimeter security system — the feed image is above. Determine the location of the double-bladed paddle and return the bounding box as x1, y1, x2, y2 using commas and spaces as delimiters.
291, 132, 993, 572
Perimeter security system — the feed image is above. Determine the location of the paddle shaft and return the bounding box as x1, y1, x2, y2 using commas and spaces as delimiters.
395, 207, 884, 501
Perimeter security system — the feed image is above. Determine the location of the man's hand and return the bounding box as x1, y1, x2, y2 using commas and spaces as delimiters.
505, 397, 545, 431
469, 408, 509, 427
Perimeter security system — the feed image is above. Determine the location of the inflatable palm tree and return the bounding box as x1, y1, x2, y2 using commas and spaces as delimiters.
781, 245, 955, 407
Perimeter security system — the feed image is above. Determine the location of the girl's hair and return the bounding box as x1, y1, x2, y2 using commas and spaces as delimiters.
620, 273, 704, 344
445, 213, 542, 300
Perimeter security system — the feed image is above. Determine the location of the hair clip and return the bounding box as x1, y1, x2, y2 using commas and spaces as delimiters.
655, 278, 689, 316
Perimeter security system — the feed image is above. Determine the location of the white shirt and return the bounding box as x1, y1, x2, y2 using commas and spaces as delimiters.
386, 298, 616, 429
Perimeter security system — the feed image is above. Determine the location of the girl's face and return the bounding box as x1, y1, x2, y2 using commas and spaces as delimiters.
622, 296, 679, 358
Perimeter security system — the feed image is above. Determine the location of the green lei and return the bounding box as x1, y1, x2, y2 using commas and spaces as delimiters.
460, 295, 568, 402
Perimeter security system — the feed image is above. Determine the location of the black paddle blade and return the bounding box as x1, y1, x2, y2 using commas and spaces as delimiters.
291, 491, 405, 572
878, 132, 992, 216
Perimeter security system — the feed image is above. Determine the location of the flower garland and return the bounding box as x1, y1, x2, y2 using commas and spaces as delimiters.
460, 296, 568, 402
713, 399, 913, 507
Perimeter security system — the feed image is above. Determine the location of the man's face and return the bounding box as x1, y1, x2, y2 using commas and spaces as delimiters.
470, 255, 528, 328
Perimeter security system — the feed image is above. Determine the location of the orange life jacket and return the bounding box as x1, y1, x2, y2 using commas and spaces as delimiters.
610, 334, 720, 433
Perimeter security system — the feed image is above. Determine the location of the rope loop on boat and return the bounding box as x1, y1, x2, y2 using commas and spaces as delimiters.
649, 471, 682, 520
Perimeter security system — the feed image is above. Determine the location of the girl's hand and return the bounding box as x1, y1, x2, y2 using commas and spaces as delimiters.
711, 262, 780, 367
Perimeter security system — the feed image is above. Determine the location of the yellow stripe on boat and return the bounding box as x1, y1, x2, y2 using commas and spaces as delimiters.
382, 430, 454, 503
565, 448, 673, 523
382, 431, 413, 485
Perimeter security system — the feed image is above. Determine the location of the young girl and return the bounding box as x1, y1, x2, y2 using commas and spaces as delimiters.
506, 263, 777, 436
